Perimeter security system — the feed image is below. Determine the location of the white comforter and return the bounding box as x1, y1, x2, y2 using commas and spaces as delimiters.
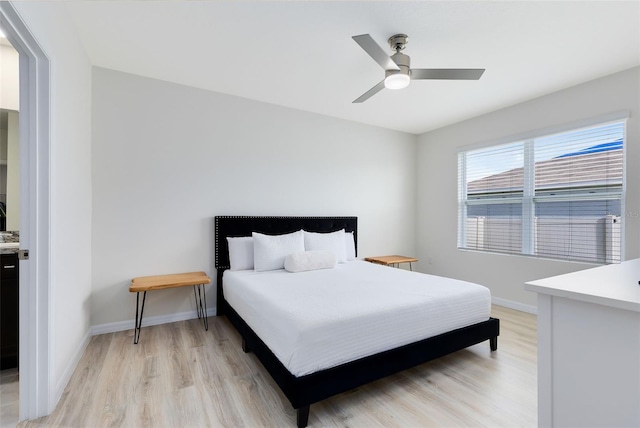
223, 260, 491, 376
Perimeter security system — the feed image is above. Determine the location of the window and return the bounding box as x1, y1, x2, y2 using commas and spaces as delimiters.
458, 120, 624, 264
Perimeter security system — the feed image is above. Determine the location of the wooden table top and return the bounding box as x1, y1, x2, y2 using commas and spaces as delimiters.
364, 255, 418, 265
129, 271, 211, 293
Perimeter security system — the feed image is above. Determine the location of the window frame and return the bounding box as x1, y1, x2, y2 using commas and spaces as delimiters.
458, 117, 627, 264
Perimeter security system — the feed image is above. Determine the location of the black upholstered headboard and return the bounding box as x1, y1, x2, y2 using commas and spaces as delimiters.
215, 216, 357, 270
214, 216, 357, 315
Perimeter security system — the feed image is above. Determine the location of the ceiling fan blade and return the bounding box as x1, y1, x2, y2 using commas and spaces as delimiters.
352, 34, 400, 71
411, 68, 485, 80
353, 80, 385, 103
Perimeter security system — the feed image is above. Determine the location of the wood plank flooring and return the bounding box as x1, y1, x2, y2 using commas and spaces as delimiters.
0, 368, 19, 428
19, 305, 536, 427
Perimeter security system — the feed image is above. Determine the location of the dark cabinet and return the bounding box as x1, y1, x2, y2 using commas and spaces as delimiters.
1, 253, 18, 369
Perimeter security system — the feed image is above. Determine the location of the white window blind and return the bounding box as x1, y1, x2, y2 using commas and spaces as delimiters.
458, 120, 624, 264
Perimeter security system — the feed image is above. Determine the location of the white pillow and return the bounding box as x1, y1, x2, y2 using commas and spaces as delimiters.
284, 250, 337, 273
345, 231, 356, 261
226, 236, 254, 271
253, 230, 304, 272
303, 229, 347, 263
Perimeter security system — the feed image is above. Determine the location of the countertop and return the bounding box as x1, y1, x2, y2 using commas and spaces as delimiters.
525, 258, 640, 313
0, 231, 19, 255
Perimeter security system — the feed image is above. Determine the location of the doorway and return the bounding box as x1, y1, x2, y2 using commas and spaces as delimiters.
0, 2, 52, 423
0, 31, 21, 427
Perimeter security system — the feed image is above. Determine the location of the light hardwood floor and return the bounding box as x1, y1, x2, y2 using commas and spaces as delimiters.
1, 368, 19, 428
19, 305, 536, 427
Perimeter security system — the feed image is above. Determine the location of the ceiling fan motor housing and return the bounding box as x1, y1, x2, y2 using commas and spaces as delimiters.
387, 51, 411, 79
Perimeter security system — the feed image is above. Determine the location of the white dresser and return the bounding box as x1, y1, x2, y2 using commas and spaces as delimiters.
526, 259, 640, 428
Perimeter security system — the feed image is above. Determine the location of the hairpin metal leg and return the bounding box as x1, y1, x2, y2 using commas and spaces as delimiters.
193, 284, 208, 331
133, 291, 147, 344
202, 284, 208, 330
193, 285, 201, 319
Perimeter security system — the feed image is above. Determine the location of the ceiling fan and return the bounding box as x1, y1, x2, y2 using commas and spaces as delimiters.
352, 33, 485, 103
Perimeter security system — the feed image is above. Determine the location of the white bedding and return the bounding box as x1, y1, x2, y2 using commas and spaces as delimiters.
223, 260, 491, 376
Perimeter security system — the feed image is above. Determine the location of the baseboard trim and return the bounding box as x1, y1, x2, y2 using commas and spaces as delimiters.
492, 297, 537, 315
54, 327, 92, 409
90, 307, 218, 336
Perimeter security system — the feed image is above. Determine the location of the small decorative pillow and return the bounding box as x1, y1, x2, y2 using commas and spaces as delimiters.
303, 229, 347, 263
227, 236, 254, 271
253, 230, 304, 272
284, 250, 337, 273
345, 231, 356, 261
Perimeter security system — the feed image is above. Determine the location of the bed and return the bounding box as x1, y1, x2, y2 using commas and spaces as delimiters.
214, 216, 500, 427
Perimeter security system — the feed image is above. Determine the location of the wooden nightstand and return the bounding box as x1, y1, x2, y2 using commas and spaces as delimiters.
364, 255, 418, 271
129, 271, 211, 344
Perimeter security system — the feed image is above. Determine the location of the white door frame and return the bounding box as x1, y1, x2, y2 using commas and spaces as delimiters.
0, 3, 51, 420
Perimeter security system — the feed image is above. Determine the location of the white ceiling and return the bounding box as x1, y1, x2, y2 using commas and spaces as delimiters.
64, 1, 640, 135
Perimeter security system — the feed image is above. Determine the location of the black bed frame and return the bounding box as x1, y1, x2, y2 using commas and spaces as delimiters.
214, 216, 500, 427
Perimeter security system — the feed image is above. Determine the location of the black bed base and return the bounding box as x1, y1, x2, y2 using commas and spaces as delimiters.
224, 302, 499, 427
214, 215, 499, 427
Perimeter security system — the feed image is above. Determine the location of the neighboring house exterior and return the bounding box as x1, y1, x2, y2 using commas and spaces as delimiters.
465, 140, 623, 263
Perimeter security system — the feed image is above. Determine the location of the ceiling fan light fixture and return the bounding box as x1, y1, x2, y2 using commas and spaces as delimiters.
384, 71, 410, 90
352, 33, 484, 103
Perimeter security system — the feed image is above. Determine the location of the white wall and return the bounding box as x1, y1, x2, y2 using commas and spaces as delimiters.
12, 0, 93, 403
417, 67, 640, 310
0, 41, 19, 228
91, 67, 417, 327
6, 109, 18, 229
0, 42, 19, 111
